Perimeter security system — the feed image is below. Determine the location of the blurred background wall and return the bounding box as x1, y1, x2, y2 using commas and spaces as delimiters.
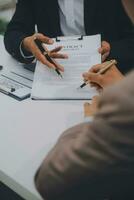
0, 0, 16, 34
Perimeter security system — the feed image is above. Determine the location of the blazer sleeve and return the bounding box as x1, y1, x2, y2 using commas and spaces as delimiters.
109, 35, 134, 74
4, 0, 35, 63
108, 1, 134, 74
34, 73, 134, 200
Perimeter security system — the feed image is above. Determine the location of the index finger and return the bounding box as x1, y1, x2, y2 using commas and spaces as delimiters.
89, 61, 111, 73
89, 64, 103, 73
34, 33, 54, 45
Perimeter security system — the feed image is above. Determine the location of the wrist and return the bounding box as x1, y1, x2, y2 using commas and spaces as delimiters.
22, 37, 31, 53
20, 39, 34, 59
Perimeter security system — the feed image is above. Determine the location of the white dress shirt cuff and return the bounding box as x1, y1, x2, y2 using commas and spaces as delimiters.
20, 41, 35, 59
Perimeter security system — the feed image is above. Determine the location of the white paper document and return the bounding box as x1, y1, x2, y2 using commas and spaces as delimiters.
31, 34, 101, 100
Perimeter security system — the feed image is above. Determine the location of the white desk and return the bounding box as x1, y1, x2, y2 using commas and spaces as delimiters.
0, 35, 87, 200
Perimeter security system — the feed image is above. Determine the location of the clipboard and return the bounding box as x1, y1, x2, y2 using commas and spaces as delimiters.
56, 35, 84, 42
31, 34, 101, 100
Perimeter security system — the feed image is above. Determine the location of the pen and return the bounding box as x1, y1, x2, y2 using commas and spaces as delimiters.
79, 59, 117, 89
34, 38, 63, 78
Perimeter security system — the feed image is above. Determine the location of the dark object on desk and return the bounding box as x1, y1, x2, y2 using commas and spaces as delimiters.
0, 182, 25, 200
23, 62, 36, 72
0, 65, 3, 70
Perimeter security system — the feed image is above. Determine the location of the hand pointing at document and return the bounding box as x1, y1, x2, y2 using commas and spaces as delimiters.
22, 33, 68, 71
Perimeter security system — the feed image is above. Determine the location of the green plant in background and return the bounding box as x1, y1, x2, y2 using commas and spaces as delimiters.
0, 19, 8, 35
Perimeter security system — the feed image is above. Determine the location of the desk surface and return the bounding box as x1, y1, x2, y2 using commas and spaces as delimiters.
0, 35, 87, 200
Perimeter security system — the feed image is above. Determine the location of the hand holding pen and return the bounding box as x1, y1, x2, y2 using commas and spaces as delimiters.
22, 33, 68, 76
81, 60, 124, 89
34, 37, 69, 78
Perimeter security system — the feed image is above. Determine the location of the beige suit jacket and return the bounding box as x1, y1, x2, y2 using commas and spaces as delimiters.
35, 71, 134, 200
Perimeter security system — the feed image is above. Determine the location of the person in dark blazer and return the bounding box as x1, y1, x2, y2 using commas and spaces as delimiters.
34, 1, 134, 199
4, 0, 134, 73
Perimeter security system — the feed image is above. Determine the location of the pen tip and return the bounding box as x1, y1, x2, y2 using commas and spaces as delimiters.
60, 74, 63, 78
79, 82, 87, 89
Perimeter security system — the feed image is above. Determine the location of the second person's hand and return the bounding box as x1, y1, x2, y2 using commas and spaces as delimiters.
83, 62, 124, 89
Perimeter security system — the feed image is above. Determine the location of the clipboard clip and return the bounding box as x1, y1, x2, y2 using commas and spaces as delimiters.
56, 35, 83, 42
